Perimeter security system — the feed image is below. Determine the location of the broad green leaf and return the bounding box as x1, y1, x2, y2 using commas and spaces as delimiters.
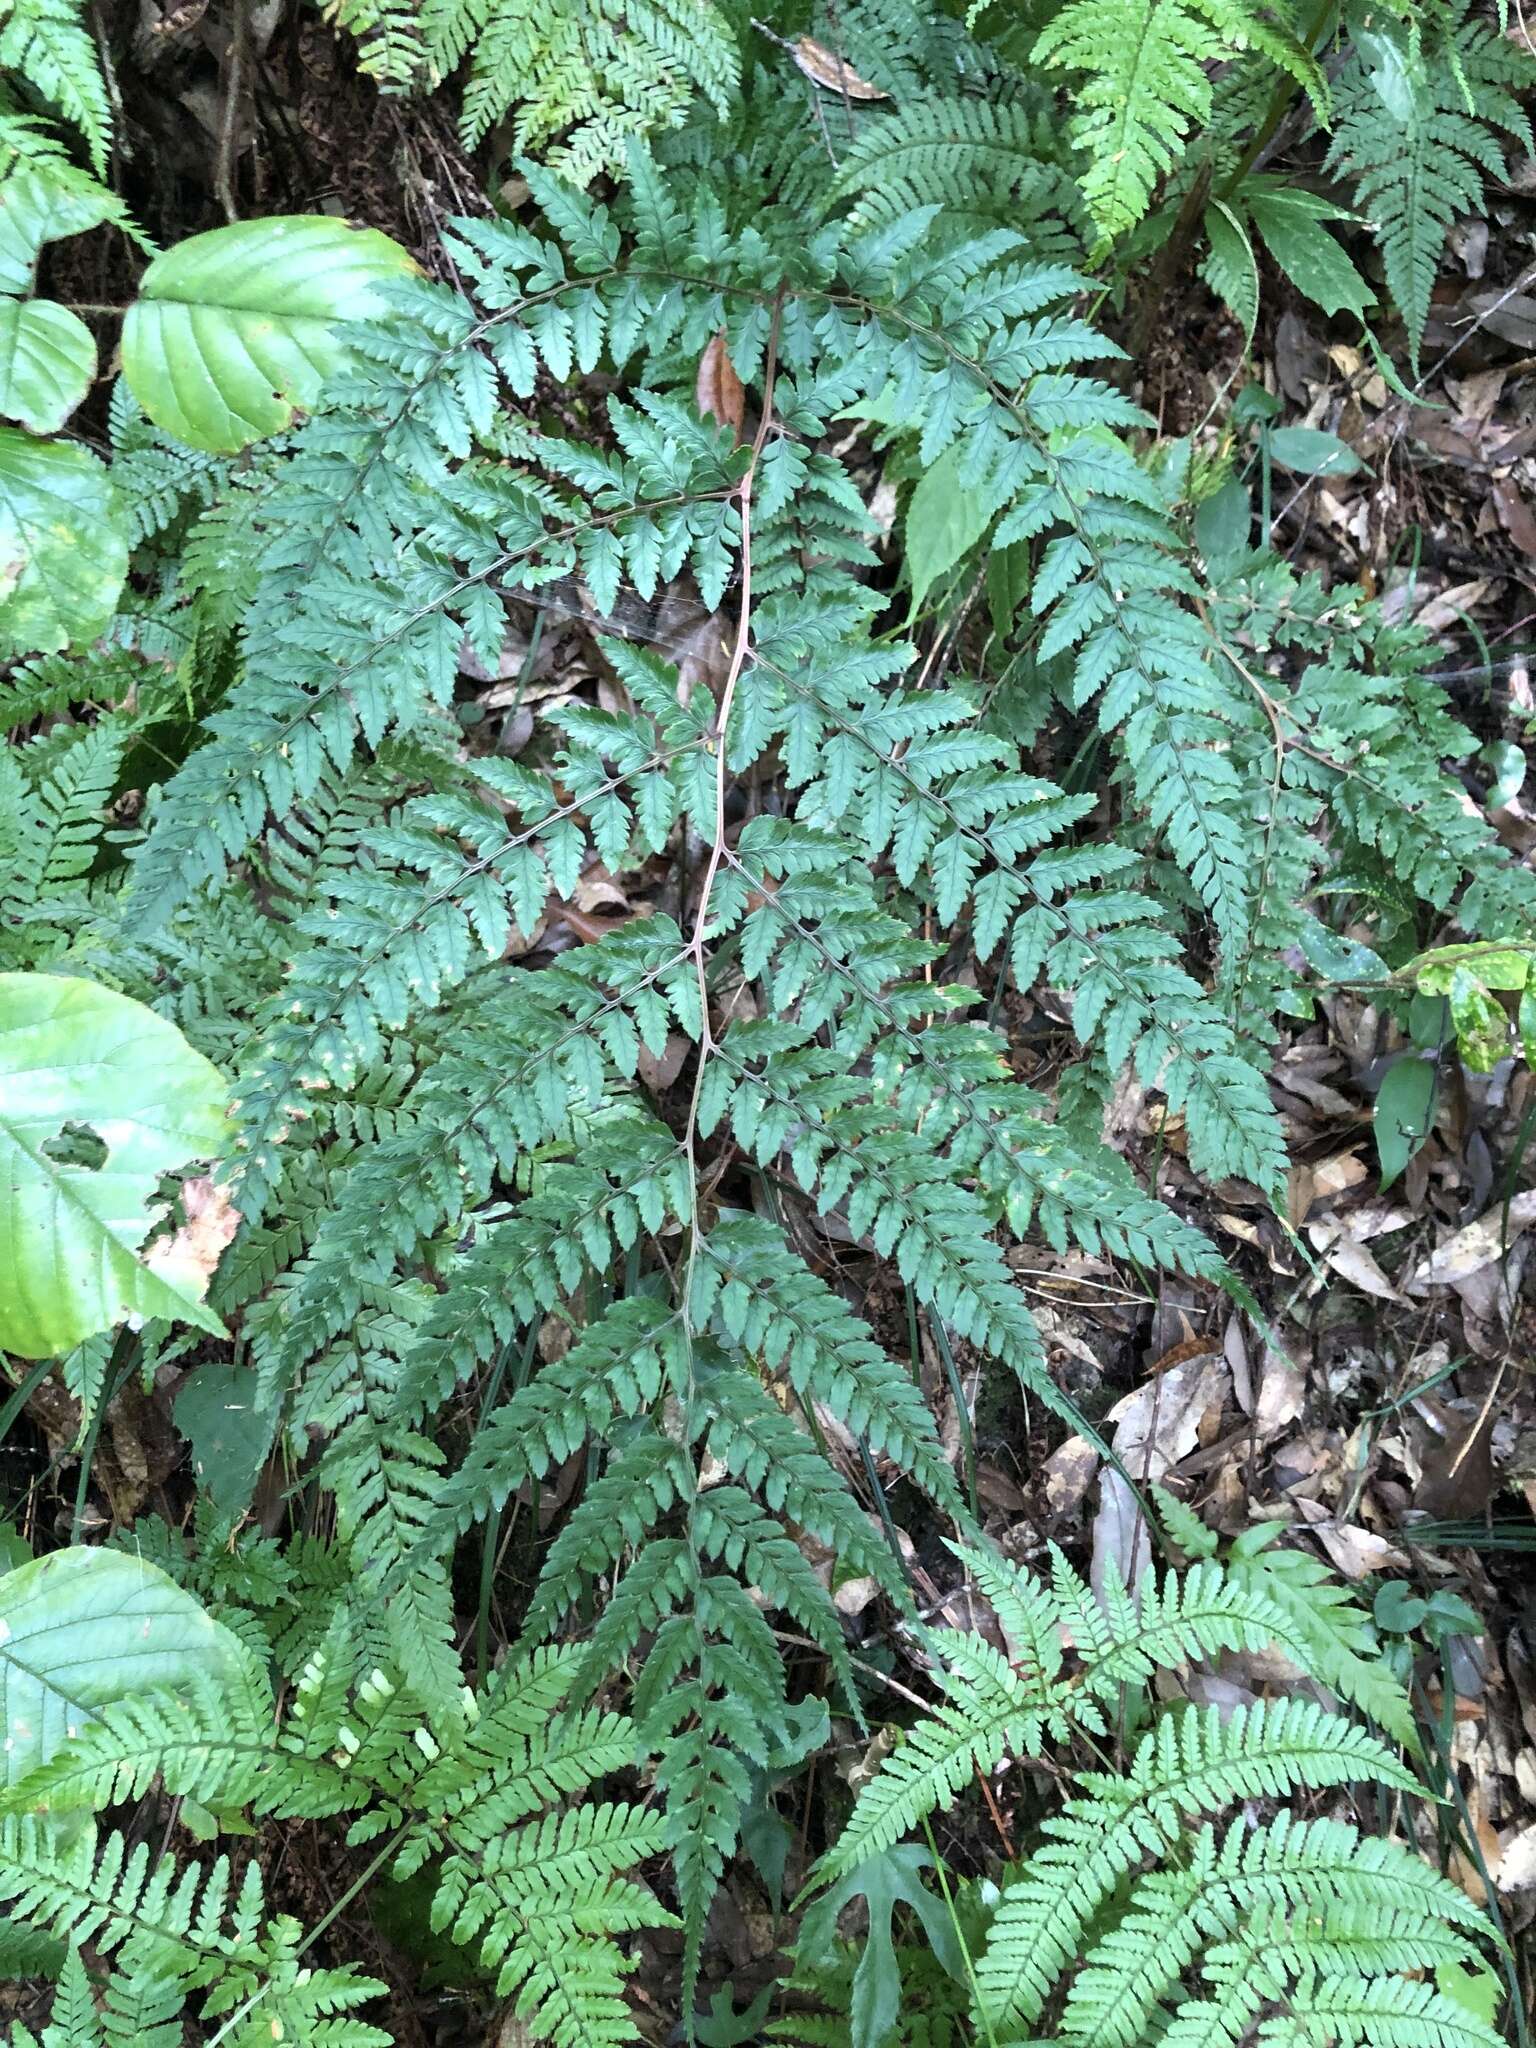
1436, 1961, 1502, 2028
1373, 1582, 1427, 1633
0, 299, 95, 432
1194, 477, 1252, 580
0, 429, 125, 657
1480, 740, 1526, 808
0, 1547, 247, 1787
1298, 922, 1388, 985
120, 214, 418, 452
1248, 189, 1374, 321
0, 974, 234, 1357
800, 1846, 964, 2048
1373, 1053, 1436, 1188
906, 442, 992, 611
0, 170, 113, 296
1201, 200, 1258, 344
1357, 23, 1422, 124
1407, 991, 1449, 1051
1265, 426, 1364, 477
175, 1362, 276, 1516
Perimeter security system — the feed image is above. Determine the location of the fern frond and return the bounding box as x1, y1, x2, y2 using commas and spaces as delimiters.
1063, 1813, 1488, 2048
1034, 0, 1323, 239
1327, 8, 1533, 362
0, 0, 110, 171
973, 1700, 1419, 2034
823, 91, 1081, 244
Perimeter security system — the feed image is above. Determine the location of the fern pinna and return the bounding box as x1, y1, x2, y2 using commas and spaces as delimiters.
325, 0, 739, 181
805, 1542, 1502, 2048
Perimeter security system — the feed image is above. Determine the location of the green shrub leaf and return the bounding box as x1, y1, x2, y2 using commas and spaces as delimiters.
1265, 425, 1365, 477
1374, 1053, 1437, 1188
0, 974, 234, 1357
120, 214, 419, 451
906, 442, 992, 611
1248, 187, 1374, 321
0, 428, 125, 657
0, 298, 95, 432
0, 1548, 247, 1787
0, 169, 114, 296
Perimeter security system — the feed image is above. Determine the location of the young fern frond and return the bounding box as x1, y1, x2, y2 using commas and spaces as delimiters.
0, 723, 123, 967
1327, 5, 1533, 364
1033, 0, 1324, 240
0, 1636, 670, 2048
806, 1538, 1472, 2048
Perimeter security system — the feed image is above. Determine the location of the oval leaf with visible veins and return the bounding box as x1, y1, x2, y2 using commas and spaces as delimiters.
0, 429, 126, 658
0, 170, 115, 297
0, 299, 96, 432
120, 214, 419, 452
0, 974, 234, 1357
0, 1548, 249, 1787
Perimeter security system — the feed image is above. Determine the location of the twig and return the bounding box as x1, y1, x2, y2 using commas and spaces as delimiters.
973, 1762, 1016, 1861
678, 293, 785, 1216
216, 0, 247, 223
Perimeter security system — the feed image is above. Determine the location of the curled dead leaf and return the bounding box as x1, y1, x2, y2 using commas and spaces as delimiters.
1492, 478, 1536, 559
792, 35, 887, 97
1311, 1519, 1408, 1580
695, 329, 746, 441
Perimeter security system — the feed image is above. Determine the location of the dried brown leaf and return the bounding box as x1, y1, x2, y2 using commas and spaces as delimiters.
143, 1176, 240, 1300
792, 35, 887, 96
1311, 1227, 1407, 1304
695, 329, 746, 440
1254, 1340, 1306, 1443
1312, 1520, 1409, 1579
1492, 477, 1536, 558
1493, 1824, 1536, 1892
1405, 1189, 1536, 1292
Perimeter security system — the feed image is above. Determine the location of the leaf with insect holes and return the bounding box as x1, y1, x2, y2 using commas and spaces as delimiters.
0, 974, 233, 1357
1448, 967, 1509, 1072
144, 1176, 241, 1298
